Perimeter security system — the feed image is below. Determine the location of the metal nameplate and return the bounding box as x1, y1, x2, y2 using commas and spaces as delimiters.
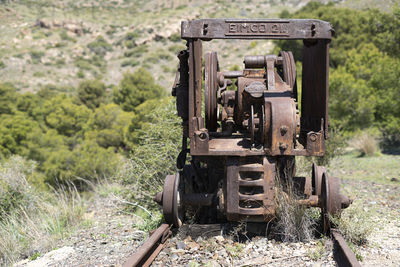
225, 20, 289, 36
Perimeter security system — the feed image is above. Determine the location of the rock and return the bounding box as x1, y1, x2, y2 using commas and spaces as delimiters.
35, 18, 51, 29
391, 177, 399, 182
17, 246, 75, 267
176, 241, 186, 250
214, 235, 224, 243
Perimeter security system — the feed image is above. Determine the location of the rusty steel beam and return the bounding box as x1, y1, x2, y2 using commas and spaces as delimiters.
181, 19, 333, 40
331, 229, 361, 267
123, 224, 171, 267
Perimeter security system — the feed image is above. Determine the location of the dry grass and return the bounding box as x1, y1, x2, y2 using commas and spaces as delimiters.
349, 132, 380, 157
0, 156, 85, 265
273, 165, 318, 242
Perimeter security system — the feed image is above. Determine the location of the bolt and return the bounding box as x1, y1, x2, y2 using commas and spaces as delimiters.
279, 142, 288, 150
280, 125, 288, 136
199, 132, 207, 140
309, 134, 317, 142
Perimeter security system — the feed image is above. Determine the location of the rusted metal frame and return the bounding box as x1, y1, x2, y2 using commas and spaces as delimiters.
301, 39, 330, 141
188, 39, 203, 152
181, 19, 333, 40
331, 229, 362, 267
123, 224, 171, 267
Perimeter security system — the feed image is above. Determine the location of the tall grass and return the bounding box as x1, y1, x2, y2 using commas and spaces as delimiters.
0, 156, 85, 265
349, 131, 380, 156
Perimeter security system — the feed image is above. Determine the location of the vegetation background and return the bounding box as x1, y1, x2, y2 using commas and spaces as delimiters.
0, 0, 399, 265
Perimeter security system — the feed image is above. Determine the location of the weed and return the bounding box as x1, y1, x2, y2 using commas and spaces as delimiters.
307, 239, 326, 261
0, 60, 5, 69
134, 209, 163, 232
99, 233, 107, 238
226, 243, 244, 258
59, 30, 76, 43
188, 262, 200, 267
330, 201, 373, 246
29, 252, 41, 261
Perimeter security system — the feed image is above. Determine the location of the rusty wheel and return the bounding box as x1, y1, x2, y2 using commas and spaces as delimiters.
162, 173, 184, 228
312, 163, 326, 196
250, 105, 255, 144
321, 173, 342, 234
205, 52, 219, 132
279, 51, 297, 96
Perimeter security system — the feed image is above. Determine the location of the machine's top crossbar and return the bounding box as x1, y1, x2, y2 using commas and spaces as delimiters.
181, 19, 333, 40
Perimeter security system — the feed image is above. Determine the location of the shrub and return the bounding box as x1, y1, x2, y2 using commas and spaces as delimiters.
0, 83, 17, 114
0, 113, 40, 157
124, 97, 181, 208
0, 60, 5, 69
330, 201, 373, 246
86, 103, 134, 149
42, 140, 120, 188
29, 50, 45, 64
169, 32, 181, 42
87, 35, 112, 56
124, 45, 148, 58
77, 80, 106, 109
113, 68, 166, 112
121, 59, 139, 67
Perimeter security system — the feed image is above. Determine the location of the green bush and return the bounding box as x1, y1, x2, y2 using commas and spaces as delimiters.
113, 68, 166, 112
42, 139, 119, 188
33, 94, 92, 137
87, 35, 112, 56
169, 31, 181, 42
29, 50, 45, 64
86, 103, 134, 149
277, 3, 400, 144
77, 80, 106, 109
0, 83, 17, 114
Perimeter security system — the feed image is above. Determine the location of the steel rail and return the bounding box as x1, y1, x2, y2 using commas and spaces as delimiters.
331, 229, 362, 267
124, 224, 361, 267
123, 224, 171, 267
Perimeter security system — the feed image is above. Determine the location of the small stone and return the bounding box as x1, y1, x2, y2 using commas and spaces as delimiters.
214, 235, 225, 243
176, 241, 186, 250
391, 177, 399, 182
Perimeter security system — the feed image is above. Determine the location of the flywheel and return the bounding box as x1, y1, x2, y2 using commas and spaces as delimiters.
204, 51, 219, 132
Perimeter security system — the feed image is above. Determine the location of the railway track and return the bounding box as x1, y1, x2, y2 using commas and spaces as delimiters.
123, 224, 361, 267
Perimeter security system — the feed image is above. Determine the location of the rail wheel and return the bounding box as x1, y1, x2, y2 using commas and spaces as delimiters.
162, 173, 184, 228
320, 173, 342, 234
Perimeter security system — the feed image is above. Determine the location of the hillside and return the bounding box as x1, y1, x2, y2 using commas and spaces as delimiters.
2, 0, 396, 92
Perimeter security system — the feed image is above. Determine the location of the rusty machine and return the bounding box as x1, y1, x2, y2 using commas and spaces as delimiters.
155, 19, 351, 233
